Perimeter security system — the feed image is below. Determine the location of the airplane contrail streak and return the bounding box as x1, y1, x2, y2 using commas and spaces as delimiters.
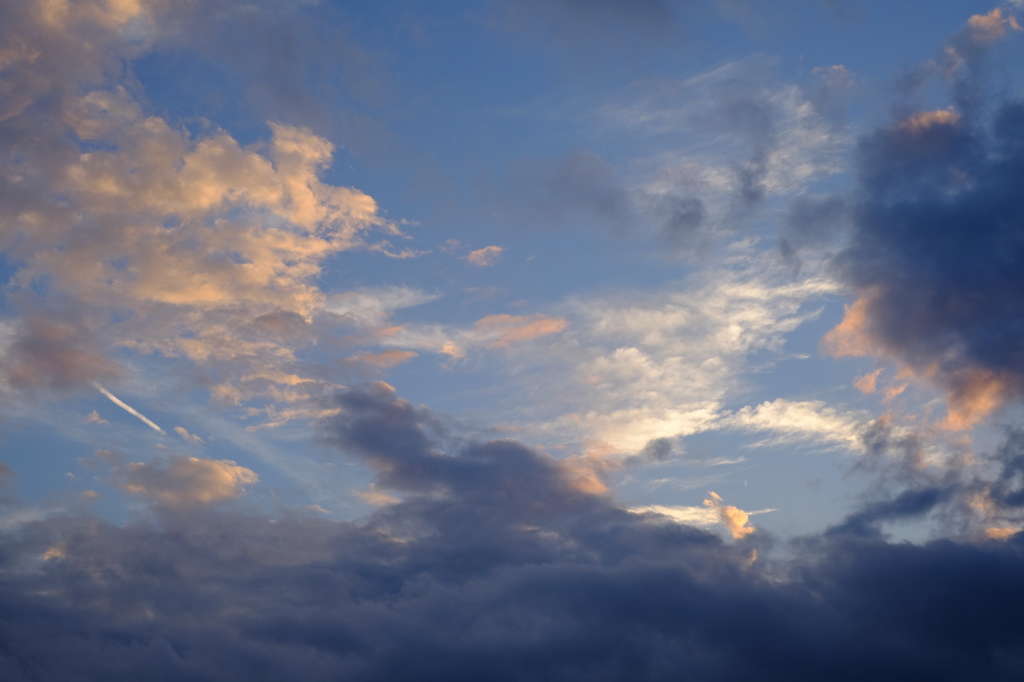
92, 382, 165, 434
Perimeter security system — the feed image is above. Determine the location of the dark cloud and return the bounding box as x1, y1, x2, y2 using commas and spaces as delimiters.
711, 87, 779, 207
656, 195, 708, 245
2, 387, 1024, 679
819, 24, 1024, 427
506, 151, 708, 243
826, 486, 956, 539
518, 149, 637, 232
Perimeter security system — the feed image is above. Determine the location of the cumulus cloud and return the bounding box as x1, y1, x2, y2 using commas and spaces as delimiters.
632, 490, 769, 539
819, 15, 1024, 429
0, 0, 416, 425
112, 455, 258, 506
466, 245, 505, 266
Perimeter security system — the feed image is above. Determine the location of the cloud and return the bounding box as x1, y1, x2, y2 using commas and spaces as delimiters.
491, 250, 838, 458
346, 350, 419, 370
466, 245, 505, 266
963, 8, 1021, 45
174, 426, 203, 444
83, 410, 109, 425
703, 490, 758, 539
113, 455, 258, 506
323, 287, 440, 327
854, 368, 882, 394
472, 314, 569, 348
599, 57, 847, 216
819, 22, 1024, 428
2, 388, 1024, 678
0, 2, 417, 424
93, 382, 164, 434
723, 399, 871, 451
632, 491, 770, 539
1, 317, 121, 391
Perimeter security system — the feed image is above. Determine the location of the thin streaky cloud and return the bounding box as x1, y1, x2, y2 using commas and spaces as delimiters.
92, 382, 165, 434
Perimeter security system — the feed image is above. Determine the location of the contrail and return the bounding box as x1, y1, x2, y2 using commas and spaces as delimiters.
92, 382, 165, 434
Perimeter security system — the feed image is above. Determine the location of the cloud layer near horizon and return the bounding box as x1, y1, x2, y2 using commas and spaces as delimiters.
3, 386, 1024, 681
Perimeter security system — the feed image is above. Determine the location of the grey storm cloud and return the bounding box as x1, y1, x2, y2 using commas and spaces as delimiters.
3, 386, 1024, 680
806, 19, 1024, 428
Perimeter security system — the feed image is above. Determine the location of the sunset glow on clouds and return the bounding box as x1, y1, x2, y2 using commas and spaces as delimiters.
3, 1, 1024, 679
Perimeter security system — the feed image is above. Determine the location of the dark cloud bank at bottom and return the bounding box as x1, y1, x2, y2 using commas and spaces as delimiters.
3, 386, 1024, 681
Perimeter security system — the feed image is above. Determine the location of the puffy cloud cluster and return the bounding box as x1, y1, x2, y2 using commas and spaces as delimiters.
113, 455, 258, 506
0, 0, 414, 421
820, 11, 1024, 429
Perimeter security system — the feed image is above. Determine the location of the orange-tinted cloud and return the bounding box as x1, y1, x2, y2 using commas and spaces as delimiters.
821, 293, 881, 358
822, 291, 1016, 430
704, 491, 756, 539
985, 527, 1019, 541
965, 8, 1022, 43
898, 108, 961, 134
466, 245, 504, 266
114, 455, 258, 506
474, 314, 568, 348
348, 350, 419, 370
558, 455, 610, 495
854, 368, 882, 394
942, 368, 1017, 431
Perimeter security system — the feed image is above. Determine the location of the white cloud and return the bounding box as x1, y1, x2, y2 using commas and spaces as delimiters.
93, 382, 164, 434
494, 248, 838, 458
722, 399, 871, 452
600, 57, 848, 205
632, 491, 774, 539
322, 287, 440, 327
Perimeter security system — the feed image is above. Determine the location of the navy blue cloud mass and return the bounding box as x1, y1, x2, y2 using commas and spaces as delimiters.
813, 17, 1024, 428
1, 387, 1024, 681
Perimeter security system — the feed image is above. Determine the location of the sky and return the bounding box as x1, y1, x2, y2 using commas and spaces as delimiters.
3, 0, 1024, 679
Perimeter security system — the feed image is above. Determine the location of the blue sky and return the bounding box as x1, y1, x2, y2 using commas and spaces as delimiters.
4, 1, 1024, 679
